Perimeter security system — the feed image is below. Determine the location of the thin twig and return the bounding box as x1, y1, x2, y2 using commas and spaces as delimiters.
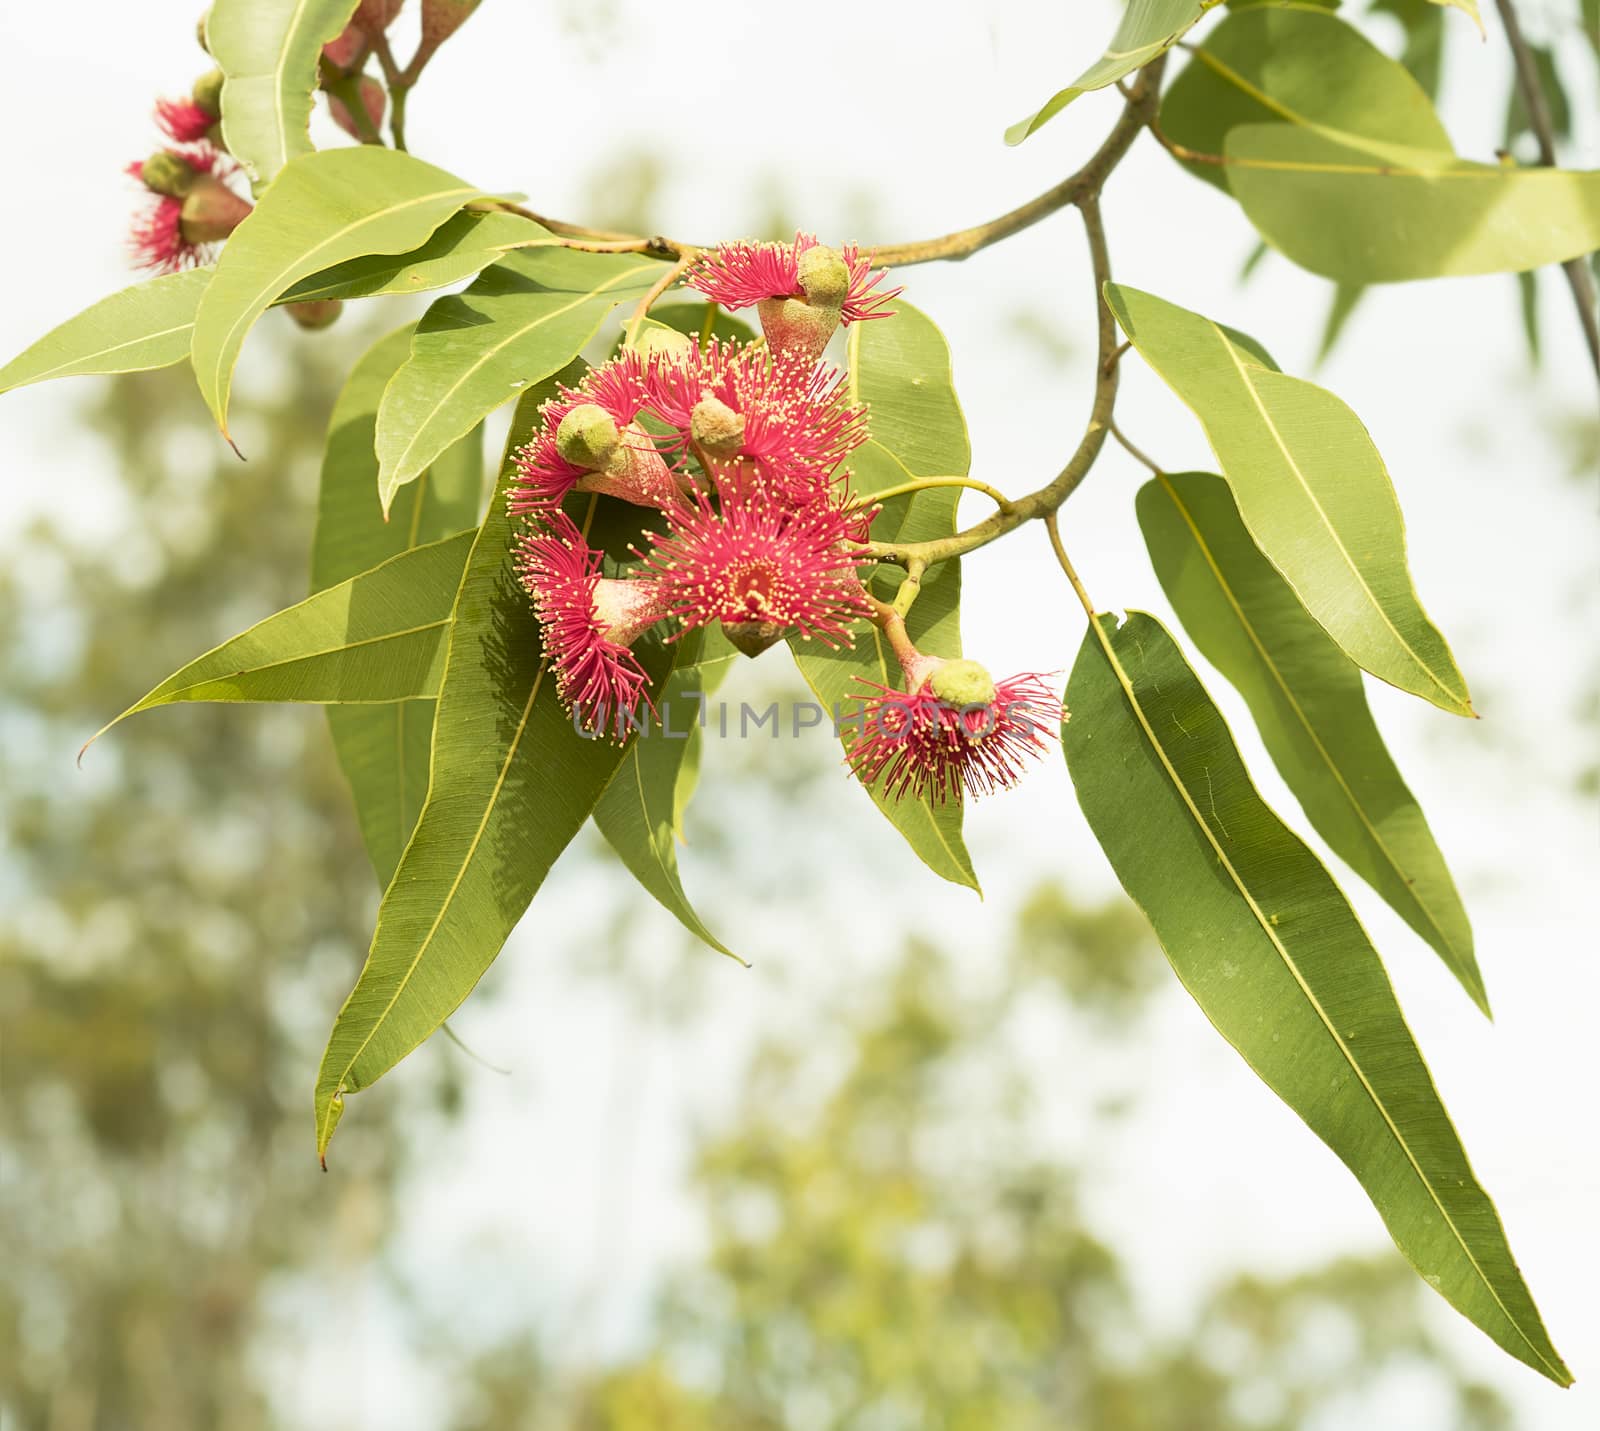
862, 187, 1125, 569
1492, 0, 1600, 388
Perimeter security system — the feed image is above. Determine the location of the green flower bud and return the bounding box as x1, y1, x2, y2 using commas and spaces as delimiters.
192, 68, 224, 118
636, 325, 694, 362
796, 244, 849, 309
141, 151, 196, 199
555, 404, 621, 472
690, 396, 746, 458
928, 658, 996, 709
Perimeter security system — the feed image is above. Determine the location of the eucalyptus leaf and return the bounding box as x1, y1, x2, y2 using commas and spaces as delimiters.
1160, 6, 1451, 197
313, 324, 484, 886
1064, 609, 1569, 1385
0, 270, 212, 396
191, 148, 483, 437
1226, 126, 1600, 282
314, 372, 664, 1161
88, 531, 473, 750
281, 209, 552, 306
790, 302, 978, 892
1105, 283, 1472, 716
1138, 473, 1482, 1010
209, 0, 361, 184
374, 246, 665, 512
1006, 0, 1216, 144
594, 626, 739, 962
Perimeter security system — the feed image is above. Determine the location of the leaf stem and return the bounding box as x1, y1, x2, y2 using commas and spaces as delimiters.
624, 256, 692, 346
1492, 0, 1600, 387
1108, 419, 1165, 475
1044, 512, 1098, 626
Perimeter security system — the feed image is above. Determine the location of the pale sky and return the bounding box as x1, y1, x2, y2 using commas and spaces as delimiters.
2, 2, 1597, 1427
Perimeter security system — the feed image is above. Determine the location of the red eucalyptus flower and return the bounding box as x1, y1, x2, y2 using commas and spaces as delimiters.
642, 340, 865, 507
849, 653, 1060, 804
126, 144, 250, 274
515, 510, 670, 736
638, 475, 873, 657
687, 232, 900, 360
155, 97, 214, 144
508, 351, 682, 515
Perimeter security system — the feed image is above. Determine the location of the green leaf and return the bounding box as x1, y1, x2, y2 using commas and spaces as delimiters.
1162, 7, 1598, 281
89, 531, 472, 749
209, 0, 361, 185
1064, 609, 1569, 1385
1225, 125, 1600, 282
313, 324, 485, 886
280, 209, 552, 306
0, 270, 212, 396
374, 247, 665, 512
191, 148, 482, 437
1429, 0, 1482, 32
789, 302, 978, 892
1160, 6, 1451, 197
1137, 473, 1483, 1010
315, 375, 661, 1161
593, 627, 739, 962
1105, 283, 1472, 716
1005, 0, 1216, 144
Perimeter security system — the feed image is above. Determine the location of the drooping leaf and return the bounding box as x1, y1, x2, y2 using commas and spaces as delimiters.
1005, 0, 1216, 144
1160, 7, 1451, 197
1225, 125, 1600, 283
1105, 283, 1472, 716
1137, 473, 1483, 1010
0, 270, 212, 396
1064, 609, 1569, 1385
1428, 0, 1482, 33
208, 0, 361, 185
789, 301, 978, 892
191, 148, 482, 437
373, 247, 665, 512
312, 324, 484, 886
314, 373, 665, 1161
89, 531, 473, 748
280, 209, 552, 306
593, 625, 739, 961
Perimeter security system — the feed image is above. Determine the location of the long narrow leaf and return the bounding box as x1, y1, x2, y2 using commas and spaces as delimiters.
1064, 609, 1568, 1384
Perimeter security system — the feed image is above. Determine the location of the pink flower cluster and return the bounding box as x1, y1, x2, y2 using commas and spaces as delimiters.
511, 235, 1058, 799
510, 329, 875, 737
125, 88, 248, 275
